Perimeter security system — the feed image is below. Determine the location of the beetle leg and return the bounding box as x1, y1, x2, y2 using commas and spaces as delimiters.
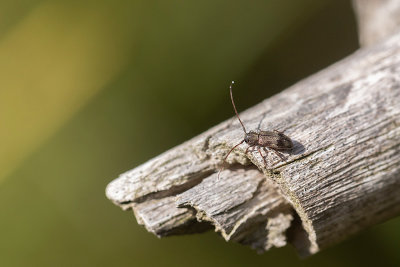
271, 148, 286, 161
262, 147, 269, 156
257, 147, 267, 166
245, 145, 255, 154
273, 129, 286, 134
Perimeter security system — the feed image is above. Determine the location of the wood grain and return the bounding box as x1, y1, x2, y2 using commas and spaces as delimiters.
106, 31, 400, 256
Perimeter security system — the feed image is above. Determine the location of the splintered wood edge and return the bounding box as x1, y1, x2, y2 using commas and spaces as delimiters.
106, 31, 400, 256
176, 169, 297, 252
107, 164, 304, 253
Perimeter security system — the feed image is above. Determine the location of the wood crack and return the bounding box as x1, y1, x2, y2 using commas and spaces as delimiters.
106, 30, 400, 256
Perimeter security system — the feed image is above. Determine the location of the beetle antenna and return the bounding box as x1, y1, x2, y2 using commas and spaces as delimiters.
230, 81, 247, 133
217, 139, 245, 179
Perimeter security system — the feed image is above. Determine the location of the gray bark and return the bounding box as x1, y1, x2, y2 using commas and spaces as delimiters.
106, 3, 400, 256
106, 30, 400, 256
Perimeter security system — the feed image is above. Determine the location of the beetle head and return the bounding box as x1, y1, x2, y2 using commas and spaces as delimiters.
244, 131, 258, 146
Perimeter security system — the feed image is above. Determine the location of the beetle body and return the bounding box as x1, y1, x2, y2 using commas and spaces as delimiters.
254, 130, 293, 150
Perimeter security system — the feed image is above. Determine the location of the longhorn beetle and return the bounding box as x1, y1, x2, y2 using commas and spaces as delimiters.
218, 81, 293, 178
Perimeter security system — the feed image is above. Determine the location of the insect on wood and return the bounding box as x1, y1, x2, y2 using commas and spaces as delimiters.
218, 81, 293, 178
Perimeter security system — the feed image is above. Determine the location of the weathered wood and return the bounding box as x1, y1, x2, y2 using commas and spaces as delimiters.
353, 0, 400, 47
176, 169, 294, 251
106, 30, 400, 256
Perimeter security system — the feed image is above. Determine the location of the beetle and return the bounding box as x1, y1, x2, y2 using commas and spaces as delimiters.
218, 81, 293, 178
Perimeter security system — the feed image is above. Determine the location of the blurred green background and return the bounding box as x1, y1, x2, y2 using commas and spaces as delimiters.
1, 0, 400, 266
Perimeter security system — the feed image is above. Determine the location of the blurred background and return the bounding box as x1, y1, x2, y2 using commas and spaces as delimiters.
1, 0, 399, 266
